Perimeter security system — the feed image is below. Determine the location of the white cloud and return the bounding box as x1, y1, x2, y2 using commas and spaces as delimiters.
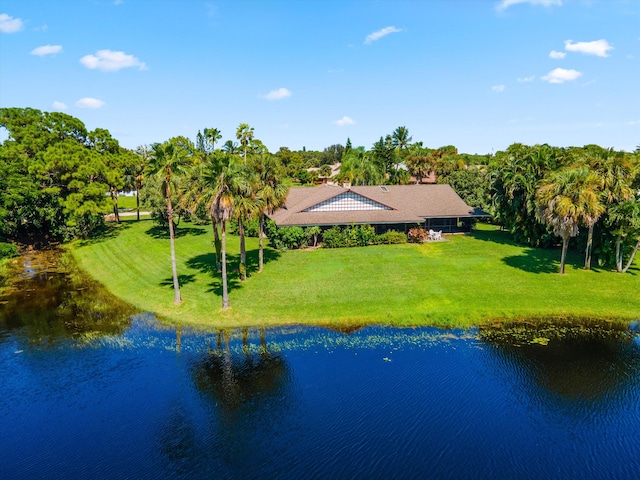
75, 97, 105, 108
492, 85, 506, 93
549, 50, 566, 59
0, 13, 23, 33
261, 87, 292, 101
629, 120, 640, 126
30, 45, 63, 56
564, 39, 613, 57
541, 68, 582, 84
517, 75, 535, 82
496, 0, 562, 11
333, 116, 356, 127
80, 49, 147, 72
364, 26, 402, 45
52, 101, 67, 110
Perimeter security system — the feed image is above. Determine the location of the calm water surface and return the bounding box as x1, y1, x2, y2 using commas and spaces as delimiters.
1, 251, 640, 479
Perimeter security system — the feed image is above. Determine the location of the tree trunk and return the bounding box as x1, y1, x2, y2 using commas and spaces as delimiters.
221, 221, 229, 309
239, 217, 247, 281
616, 235, 623, 272
559, 234, 569, 274
111, 187, 120, 224
584, 223, 594, 270
136, 188, 140, 221
258, 215, 264, 273
211, 216, 222, 272
166, 192, 181, 304
622, 240, 640, 273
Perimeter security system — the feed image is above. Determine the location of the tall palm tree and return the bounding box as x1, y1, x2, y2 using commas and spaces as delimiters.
252, 155, 289, 272
212, 175, 234, 310
148, 138, 192, 304
231, 170, 259, 282
204, 127, 222, 151
209, 155, 247, 308
536, 166, 602, 274
193, 129, 225, 271
236, 123, 254, 165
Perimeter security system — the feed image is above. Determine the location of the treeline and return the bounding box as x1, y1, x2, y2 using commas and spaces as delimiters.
2, 108, 639, 278
0, 107, 141, 243
489, 143, 640, 273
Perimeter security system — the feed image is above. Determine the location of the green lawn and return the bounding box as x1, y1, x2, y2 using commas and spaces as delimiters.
70, 220, 640, 329
116, 194, 139, 210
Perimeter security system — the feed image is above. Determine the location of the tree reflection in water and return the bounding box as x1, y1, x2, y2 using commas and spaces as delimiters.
0, 249, 135, 347
192, 328, 292, 412
479, 321, 640, 411
160, 328, 294, 473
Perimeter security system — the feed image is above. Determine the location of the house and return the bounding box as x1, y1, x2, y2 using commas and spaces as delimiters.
268, 184, 488, 234
307, 162, 341, 183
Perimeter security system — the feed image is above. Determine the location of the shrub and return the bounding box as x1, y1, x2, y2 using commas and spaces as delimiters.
375, 231, 407, 244
229, 217, 260, 237
347, 224, 377, 247
321, 226, 347, 248
266, 222, 308, 250
0, 242, 19, 259
408, 228, 429, 243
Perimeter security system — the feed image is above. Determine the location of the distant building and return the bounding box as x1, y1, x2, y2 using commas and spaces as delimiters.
307, 163, 341, 183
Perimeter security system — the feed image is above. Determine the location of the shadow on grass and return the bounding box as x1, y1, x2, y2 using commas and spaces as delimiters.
160, 273, 198, 288
75, 221, 134, 247
145, 225, 207, 240
471, 226, 595, 274
185, 247, 281, 295
470, 226, 522, 246
502, 250, 559, 274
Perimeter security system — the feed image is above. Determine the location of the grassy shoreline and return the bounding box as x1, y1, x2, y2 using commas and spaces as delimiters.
69, 220, 640, 330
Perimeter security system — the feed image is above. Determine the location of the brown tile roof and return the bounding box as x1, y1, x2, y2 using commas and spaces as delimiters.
268, 184, 485, 227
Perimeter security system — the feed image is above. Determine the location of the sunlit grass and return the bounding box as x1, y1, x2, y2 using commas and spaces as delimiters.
70, 220, 640, 329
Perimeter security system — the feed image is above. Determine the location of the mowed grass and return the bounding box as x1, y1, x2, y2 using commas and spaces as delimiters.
70, 220, 640, 329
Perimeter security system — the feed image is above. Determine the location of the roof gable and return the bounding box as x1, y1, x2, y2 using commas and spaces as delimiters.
303, 191, 392, 212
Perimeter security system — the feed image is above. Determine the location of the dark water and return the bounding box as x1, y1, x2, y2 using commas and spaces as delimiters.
2, 253, 640, 479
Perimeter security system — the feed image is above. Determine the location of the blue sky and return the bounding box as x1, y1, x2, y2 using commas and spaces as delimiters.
1, 0, 639, 154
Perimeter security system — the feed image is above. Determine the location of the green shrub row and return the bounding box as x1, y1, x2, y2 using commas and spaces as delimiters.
323, 225, 407, 248
265, 223, 408, 250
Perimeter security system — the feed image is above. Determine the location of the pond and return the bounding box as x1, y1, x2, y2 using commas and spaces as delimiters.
1, 252, 640, 479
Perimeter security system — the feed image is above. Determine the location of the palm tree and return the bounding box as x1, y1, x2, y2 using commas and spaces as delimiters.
204, 127, 222, 151
222, 140, 239, 155
405, 146, 437, 184
212, 175, 234, 310
391, 126, 412, 182
536, 166, 602, 274
208, 155, 248, 307
192, 130, 225, 271
230, 167, 259, 281
335, 147, 384, 186
252, 155, 289, 272
236, 123, 254, 164
607, 196, 640, 273
147, 138, 193, 304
